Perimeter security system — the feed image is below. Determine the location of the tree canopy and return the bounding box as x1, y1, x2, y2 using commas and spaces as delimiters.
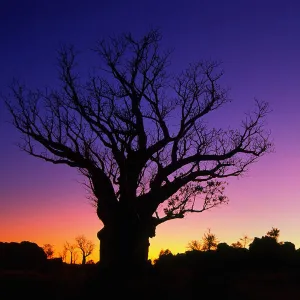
5, 30, 273, 268
5, 29, 272, 230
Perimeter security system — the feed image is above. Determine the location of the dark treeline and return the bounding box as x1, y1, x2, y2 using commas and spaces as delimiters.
155, 227, 299, 271
2, 230, 300, 299
4, 240, 298, 299
82, 232, 300, 300
155, 236, 300, 273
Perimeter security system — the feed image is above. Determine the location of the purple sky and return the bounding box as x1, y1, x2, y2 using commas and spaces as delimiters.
1, 0, 300, 260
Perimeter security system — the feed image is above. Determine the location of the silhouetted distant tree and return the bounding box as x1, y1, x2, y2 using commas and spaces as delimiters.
75, 235, 95, 265
266, 227, 280, 242
73, 251, 79, 264
64, 242, 77, 264
58, 248, 67, 263
158, 249, 173, 257
202, 229, 218, 251
231, 241, 243, 248
42, 244, 55, 258
239, 234, 252, 248
186, 240, 202, 251
154, 249, 174, 266
5, 29, 273, 268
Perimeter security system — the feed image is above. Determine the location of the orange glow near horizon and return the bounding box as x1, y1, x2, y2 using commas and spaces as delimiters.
2, 160, 300, 264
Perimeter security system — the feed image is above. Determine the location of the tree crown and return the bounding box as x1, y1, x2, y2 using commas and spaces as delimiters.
5, 29, 273, 227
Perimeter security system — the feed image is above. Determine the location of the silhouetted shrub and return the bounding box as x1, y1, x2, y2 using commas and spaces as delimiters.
249, 236, 280, 254
248, 236, 281, 268
280, 241, 296, 254
278, 242, 296, 266
217, 242, 231, 252
0, 241, 47, 271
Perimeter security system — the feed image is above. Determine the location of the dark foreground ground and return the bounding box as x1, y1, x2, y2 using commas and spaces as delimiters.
1, 264, 300, 300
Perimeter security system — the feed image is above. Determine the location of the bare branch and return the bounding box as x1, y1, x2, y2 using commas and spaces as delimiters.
5, 29, 273, 238
154, 181, 228, 225
75, 235, 95, 264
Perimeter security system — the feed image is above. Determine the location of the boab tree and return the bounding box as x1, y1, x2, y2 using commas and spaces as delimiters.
75, 235, 95, 265
5, 29, 272, 268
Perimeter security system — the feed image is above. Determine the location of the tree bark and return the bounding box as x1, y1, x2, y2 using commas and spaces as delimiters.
82, 254, 86, 265
97, 217, 156, 270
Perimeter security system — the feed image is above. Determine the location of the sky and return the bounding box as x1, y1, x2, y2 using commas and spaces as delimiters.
1, 0, 300, 262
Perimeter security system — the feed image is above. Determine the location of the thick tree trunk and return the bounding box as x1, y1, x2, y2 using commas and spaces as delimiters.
82, 254, 86, 265
97, 218, 156, 270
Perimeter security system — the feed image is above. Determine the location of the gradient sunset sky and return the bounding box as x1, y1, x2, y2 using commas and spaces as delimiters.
1, 0, 300, 262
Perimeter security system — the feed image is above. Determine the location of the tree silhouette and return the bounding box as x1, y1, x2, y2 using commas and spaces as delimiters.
186, 240, 202, 251
266, 227, 280, 242
202, 229, 218, 251
75, 235, 95, 265
42, 243, 55, 258
64, 242, 77, 264
231, 241, 243, 248
239, 234, 253, 248
154, 249, 174, 265
58, 248, 67, 263
5, 29, 272, 268
158, 249, 173, 257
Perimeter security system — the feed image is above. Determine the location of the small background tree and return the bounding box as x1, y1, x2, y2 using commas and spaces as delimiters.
266, 227, 280, 242
231, 241, 243, 249
239, 234, 253, 248
64, 242, 77, 264
58, 248, 67, 263
75, 235, 95, 265
202, 229, 218, 251
186, 240, 202, 251
42, 244, 55, 259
